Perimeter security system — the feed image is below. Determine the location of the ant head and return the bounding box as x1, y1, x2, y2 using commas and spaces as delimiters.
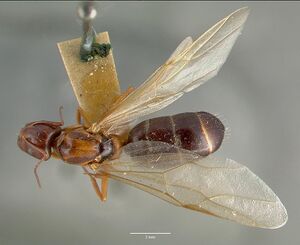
17, 121, 63, 160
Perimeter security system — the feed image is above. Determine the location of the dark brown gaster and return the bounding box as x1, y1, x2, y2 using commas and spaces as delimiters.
128, 112, 225, 156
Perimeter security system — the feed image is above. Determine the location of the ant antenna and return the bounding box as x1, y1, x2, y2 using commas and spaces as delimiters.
59, 106, 64, 125
34, 160, 43, 188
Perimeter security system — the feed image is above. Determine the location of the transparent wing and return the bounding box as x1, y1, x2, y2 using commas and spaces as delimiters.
97, 141, 288, 229
89, 7, 250, 135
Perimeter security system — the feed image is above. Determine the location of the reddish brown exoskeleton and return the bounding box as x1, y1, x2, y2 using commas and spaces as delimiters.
17, 8, 288, 229
17, 106, 121, 197
18, 108, 223, 198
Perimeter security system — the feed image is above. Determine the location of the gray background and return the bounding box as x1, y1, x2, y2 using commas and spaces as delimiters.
0, 1, 298, 245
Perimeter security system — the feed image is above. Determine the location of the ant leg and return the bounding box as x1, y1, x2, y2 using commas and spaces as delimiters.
76, 107, 92, 126
76, 107, 82, 124
101, 175, 108, 201
89, 175, 106, 202
82, 167, 108, 202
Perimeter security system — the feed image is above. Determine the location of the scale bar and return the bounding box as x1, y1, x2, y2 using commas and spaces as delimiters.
130, 232, 171, 235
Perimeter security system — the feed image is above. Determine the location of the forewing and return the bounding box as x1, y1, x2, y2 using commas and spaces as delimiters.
90, 7, 250, 135
97, 141, 288, 229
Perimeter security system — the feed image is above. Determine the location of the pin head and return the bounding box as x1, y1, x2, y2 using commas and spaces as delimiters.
77, 2, 97, 21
